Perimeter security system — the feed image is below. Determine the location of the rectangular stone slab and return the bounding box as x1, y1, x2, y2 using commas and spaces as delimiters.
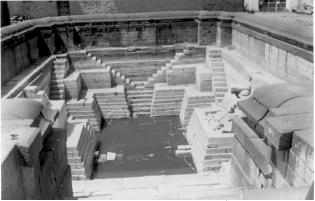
291, 129, 314, 171
264, 113, 313, 150
232, 116, 259, 149
238, 97, 268, 128
248, 138, 272, 176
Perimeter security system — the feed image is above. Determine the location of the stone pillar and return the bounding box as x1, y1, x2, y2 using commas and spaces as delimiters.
196, 19, 217, 46
216, 18, 232, 47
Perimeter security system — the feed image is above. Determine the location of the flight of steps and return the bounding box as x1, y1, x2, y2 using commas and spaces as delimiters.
50, 55, 69, 100
108, 60, 167, 82
179, 88, 216, 129
66, 98, 102, 132
144, 66, 167, 87
67, 122, 97, 180
186, 107, 234, 173
86, 86, 130, 119
68, 51, 107, 71
150, 83, 186, 116
144, 47, 194, 88
206, 47, 228, 102
126, 85, 154, 116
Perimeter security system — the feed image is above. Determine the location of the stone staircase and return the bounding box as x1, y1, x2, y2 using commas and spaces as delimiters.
179, 88, 216, 128
67, 122, 97, 180
206, 48, 228, 102
50, 55, 69, 100
68, 51, 107, 71
86, 86, 130, 119
150, 84, 186, 116
66, 98, 102, 132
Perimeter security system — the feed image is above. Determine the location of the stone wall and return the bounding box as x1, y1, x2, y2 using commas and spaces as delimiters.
7, 0, 244, 19
232, 29, 313, 84
1, 12, 213, 85
1, 11, 313, 86
8, 1, 58, 19
231, 14, 313, 84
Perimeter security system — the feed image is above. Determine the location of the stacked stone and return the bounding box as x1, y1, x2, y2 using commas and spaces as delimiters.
80, 69, 111, 89
206, 47, 228, 102
50, 56, 69, 100
150, 83, 186, 116
263, 114, 313, 187
179, 87, 215, 128
286, 129, 314, 186
232, 116, 273, 188
64, 72, 81, 100
186, 107, 234, 173
66, 121, 97, 180
66, 98, 102, 132
87, 85, 130, 119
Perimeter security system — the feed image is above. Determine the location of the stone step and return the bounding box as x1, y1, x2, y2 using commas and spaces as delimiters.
214, 87, 228, 93
212, 77, 226, 82
129, 77, 152, 82
212, 72, 225, 77
129, 99, 152, 104
127, 94, 153, 99
150, 110, 180, 116
127, 89, 153, 95
50, 90, 65, 95
212, 82, 227, 88
133, 111, 151, 115
97, 102, 128, 107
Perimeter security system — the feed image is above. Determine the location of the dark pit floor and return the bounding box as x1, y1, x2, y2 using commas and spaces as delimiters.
93, 115, 195, 179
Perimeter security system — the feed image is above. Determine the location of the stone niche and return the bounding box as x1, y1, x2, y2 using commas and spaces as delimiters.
1, 98, 73, 199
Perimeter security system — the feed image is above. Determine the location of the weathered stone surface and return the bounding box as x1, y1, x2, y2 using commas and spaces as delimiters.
264, 113, 313, 150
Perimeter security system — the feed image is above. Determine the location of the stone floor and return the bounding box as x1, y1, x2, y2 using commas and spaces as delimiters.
73, 173, 243, 200
73, 157, 251, 199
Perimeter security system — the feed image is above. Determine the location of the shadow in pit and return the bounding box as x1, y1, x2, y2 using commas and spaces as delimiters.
92, 115, 196, 179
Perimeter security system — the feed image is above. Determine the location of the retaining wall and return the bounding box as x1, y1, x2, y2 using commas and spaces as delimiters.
1, 11, 313, 86
232, 14, 313, 84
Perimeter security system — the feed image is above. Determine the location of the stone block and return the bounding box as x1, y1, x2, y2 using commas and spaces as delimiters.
10, 127, 42, 167
248, 138, 272, 176
264, 114, 313, 150
1, 144, 26, 200
237, 97, 267, 131
270, 145, 289, 178
285, 165, 309, 187
288, 150, 313, 184
232, 116, 259, 149
39, 151, 57, 199
291, 129, 314, 171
